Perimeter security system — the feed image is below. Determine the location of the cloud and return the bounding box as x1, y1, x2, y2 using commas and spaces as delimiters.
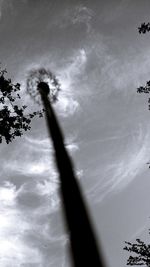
71, 5, 94, 32
3, 134, 81, 209
56, 96, 79, 117
56, 49, 87, 116
4, 150, 56, 178
53, 4, 94, 32
25, 136, 79, 153
0, 158, 68, 266
100, 52, 150, 94
60, 49, 87, 83
62, 25, 150, 103
113, 135, 148, 189
108, 142, 147, 191
0, 181, 43, 266
88, 124, 150, 202
0, 240, 42, 267
0, 181, 20, 205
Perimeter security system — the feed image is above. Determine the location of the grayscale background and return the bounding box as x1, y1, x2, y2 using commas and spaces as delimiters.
0, 0, 150, 266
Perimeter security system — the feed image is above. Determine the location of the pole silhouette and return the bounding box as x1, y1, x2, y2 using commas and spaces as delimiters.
38, 81, 105, 267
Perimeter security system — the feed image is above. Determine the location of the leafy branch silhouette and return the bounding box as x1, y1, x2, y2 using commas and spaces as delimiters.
0, 67, 43, 144
138, 22, 150, 34
137, 80, 150, 110
124, 237, 150, 266
124, 23, 150, 266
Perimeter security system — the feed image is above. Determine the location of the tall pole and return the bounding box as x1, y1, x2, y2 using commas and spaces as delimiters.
38, 82, 105, 267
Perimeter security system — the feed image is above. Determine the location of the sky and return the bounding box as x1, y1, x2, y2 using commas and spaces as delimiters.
1, 0, 150, 266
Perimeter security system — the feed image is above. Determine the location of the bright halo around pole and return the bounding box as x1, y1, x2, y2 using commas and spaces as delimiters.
26, 68, 61, 104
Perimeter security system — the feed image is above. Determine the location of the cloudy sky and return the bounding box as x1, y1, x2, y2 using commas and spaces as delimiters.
1, 0, 150, 266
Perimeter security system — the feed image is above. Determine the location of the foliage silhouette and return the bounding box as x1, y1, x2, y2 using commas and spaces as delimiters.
0, 67, 43, 144
138, 22, 150, 34
124, 236, 150, 266
124, 24, 150, 266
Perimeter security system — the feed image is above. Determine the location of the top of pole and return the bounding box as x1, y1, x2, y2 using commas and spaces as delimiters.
26, 68, 61, 104
37, 81, 50, 96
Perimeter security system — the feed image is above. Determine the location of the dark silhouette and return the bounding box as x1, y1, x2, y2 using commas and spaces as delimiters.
0, 67, 43, 143
136, 23, 150, 170
138, 22, 150, 34
124, 235, 150, 266
26, 68, 61, 105
37, 81, 105, 267
124, 24, 150, 266
137, 80, 150, 116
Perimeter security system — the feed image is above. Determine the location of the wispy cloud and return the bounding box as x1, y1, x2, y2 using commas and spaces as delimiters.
53, 4, 94, 32
71, 5, 94, 32
88, 125, 150, 202
56, 49, 87, 116
4, 141, 78, 182
3, 135, 81, 206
